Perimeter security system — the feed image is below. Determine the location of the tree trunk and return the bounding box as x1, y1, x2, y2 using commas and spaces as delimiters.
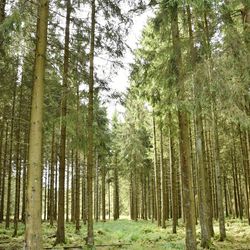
71, 149, 75, 222
239, 127, 250, 223
170, 3, 197, 249
50, 124, 55, 226
13, 86, 23, 236
160, 123, 167, 228
187, 7, 212, 247
56, 0, 71, 244
82, 159, 87, 224
94, 151, 99, 222
113, 155, 119, 220
86, 0, 96, 246
152, 112, 161, 227
6, 80, 17, 229
0, 119, 8, 222
22, 128, 29, 223
101, 163, 106, 222
169, 112, 178, 233
24, 0, 49, 248
0, 120, 4, 220
66, 154, 69, 223
75, 84, 80, 231
212, 100, 226, 241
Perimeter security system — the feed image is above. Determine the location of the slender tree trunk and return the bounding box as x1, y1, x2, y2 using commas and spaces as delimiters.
169, 112, 177, 233
6, 80, 17, 229
25, 0, 49, 248
66, 155, 69, 223
152, 112, 161, 227
50, 124, 55, 226
87, 0, 96, 246
54, 155, 58, 220
22, 130, 28, 223
13, 86, 23, 236
56, 0, 71, 244
231, 149, 238, 218
113, 155, 119, 220
47, 162, 51, 220
224, 174, 229, 217
170, 3, 196, 249
0, 120, 4, 215
82, 159, 87, 224
239, 127, 250, 223
108, 171, 111, 220
160, 123, 167, 228
75, 85, 80, 231
188, 7, 212, 246
212, 100, 226, 241
0, 121, 8, 222
101, 163, 106, 222
94, 151, 99, 222
71, 149, 75, 222
44, 165, 48, 221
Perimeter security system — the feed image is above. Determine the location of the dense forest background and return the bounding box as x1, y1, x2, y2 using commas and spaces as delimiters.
0, 0, 249, 249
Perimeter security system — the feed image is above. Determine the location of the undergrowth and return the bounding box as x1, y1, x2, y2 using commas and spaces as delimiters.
0, 219, 249, 249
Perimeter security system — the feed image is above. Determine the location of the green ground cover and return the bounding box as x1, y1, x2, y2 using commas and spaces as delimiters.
0, 219, 249, 249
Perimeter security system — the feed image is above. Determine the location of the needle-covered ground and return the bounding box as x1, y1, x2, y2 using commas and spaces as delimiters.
0, 219, 249, 249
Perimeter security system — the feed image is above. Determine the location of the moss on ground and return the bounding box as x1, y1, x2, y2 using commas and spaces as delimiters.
0, 219, 249, 249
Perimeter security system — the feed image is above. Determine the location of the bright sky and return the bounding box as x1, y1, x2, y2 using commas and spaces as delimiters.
106, 9, 154, 120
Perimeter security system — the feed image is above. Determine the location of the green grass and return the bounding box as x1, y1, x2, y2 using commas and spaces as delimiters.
0, 219, 250, 249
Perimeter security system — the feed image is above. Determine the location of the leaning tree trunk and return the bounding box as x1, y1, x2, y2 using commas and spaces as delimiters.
170, 3, 197, 249
86, 0, 96, 246
24, 0, 49, 248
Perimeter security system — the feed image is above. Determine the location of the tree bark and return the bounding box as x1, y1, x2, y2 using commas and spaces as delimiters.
13, 86, 23, 236
187, 6, 212, 247
56, 0, 71, 244
49, 124, 55, 226
152, 112, 161, 227
75, 84, 80, 231
6, 80, 17, 229
212, 100, 226, 241
24, 0, 49, 248
160, 123, 167, 228
71, 149, 75, 222
0, 119, 8, 222
87, 0, 96, 246
169, 112, 178, 233
170, 3, 197, 249
101, 163, 106, 222
113, 155, 119, 220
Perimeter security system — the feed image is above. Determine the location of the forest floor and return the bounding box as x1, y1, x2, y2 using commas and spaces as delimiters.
0, 218, 250, 249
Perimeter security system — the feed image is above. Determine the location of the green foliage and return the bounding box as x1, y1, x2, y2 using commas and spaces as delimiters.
1, 219, 250, 249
